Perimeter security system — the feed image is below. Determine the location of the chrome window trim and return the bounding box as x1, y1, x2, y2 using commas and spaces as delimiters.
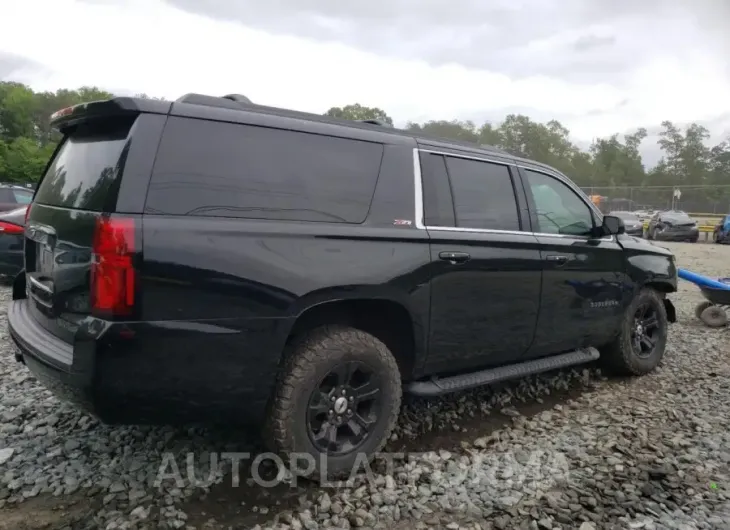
412, 148, 615, 242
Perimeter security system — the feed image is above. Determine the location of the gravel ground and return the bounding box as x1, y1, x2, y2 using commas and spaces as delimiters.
1, 241, 730, 530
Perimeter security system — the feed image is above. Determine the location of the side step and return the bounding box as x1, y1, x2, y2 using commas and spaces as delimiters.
406, 347, 600, 397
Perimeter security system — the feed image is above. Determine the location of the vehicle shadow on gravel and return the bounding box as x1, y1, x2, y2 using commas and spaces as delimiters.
181, 366, 600, 529
0, 493, 97, 530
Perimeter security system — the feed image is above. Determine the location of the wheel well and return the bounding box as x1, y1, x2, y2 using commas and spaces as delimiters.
646, 281, 674, 294
645, 282, 677, 323
285, 299, 417, 378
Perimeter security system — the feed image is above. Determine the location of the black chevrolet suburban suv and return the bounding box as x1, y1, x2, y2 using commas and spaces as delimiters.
8, 94, 677, 478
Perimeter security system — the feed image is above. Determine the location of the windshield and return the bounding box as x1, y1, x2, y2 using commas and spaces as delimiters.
663, 212, 693, 222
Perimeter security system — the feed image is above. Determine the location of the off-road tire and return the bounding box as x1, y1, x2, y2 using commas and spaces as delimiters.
265, 326, 401, 482
600, 288, 668, 376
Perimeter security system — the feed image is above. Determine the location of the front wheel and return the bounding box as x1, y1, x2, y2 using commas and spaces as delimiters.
600, 289, 669, 376
265, 326, 402, 481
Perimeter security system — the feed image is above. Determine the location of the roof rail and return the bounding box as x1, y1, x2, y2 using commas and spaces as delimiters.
221, 94, 253, 104
175, 93, 252, 111
358, 119, 392, 127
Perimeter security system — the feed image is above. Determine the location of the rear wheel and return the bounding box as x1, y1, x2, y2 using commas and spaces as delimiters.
600, 289, 668, 376
266, 326, 401, 481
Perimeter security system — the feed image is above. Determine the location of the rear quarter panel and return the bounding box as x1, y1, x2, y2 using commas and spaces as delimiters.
121, 139, 430, 425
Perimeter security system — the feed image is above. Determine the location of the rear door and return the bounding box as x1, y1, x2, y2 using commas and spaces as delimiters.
420, 149, 542, 374
518, 167, 627, 358
24, 115, 143, 343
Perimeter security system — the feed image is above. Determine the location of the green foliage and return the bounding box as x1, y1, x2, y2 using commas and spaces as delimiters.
0, 82, 113, 183
1, 83, 729, 199
332, 104, 730, 193
325, 104, 394, 125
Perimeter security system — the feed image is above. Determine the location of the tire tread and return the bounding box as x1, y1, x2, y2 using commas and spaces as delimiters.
266, 326, 402, 479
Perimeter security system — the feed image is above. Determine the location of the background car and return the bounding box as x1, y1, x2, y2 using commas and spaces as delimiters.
713, 214, 730, 244
0, 183, 33, 213
647, 210, 699, 242
609, 211, 644, 237
0, 205, 27, 281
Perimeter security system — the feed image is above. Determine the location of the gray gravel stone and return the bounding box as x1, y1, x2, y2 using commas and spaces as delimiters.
1, 243, 730, 529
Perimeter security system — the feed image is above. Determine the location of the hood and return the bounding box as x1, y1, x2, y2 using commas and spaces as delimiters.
617, 233, 674, 257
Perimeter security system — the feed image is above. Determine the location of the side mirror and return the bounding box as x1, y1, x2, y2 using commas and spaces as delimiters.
602, 215, 625, 235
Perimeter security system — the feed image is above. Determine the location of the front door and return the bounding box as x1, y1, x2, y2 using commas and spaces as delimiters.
421, 151, 542, 375
519, 168, 628, 358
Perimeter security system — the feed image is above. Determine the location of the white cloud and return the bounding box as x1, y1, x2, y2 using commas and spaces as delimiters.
1, 0, 729, 157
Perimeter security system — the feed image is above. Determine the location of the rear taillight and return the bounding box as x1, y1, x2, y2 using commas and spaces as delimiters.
0, 222, 24, 235
90, 216, 136, 316
24, 204, 31, 225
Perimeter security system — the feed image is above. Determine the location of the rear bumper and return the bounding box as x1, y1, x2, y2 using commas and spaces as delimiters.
8, 299, 97, 412
7, 297, 282, 426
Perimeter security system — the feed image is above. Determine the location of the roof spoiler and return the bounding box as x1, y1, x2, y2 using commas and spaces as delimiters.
49, 97, 171, 130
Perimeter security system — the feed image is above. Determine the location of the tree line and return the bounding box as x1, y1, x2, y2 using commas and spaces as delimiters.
1, 82, 728, 196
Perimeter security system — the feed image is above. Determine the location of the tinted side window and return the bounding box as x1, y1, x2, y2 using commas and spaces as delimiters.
0, 189, 13, 202
443, 156, 520, 231
146, 117, 384, 223
523, 170, 594, 236
420, 153, 455, 227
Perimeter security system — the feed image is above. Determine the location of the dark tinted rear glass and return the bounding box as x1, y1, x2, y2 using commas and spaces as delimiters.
145, 117, 384, 223
34, 117, 135, 212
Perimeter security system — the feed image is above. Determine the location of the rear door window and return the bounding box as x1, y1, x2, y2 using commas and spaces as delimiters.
145, 117, 384, 223
33, 117, 135, 212
443, 156, 521, 231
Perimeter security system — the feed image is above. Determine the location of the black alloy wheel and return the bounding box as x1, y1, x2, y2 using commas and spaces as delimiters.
631, 302, 660, 358
306, 361, 381, 456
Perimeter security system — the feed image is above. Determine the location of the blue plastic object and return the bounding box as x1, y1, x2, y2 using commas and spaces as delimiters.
678, 269, 730, 290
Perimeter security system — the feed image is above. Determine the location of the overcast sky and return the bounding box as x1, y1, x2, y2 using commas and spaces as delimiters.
2, 0, 730, 167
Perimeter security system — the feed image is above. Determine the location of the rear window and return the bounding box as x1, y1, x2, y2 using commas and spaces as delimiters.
145, 117, 384, 223
12, 189, 33, 204
34, 117, 135, 212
